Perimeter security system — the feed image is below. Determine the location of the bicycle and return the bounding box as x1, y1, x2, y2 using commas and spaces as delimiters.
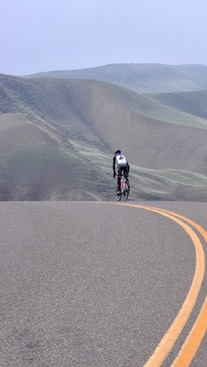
116, 175, 130, 201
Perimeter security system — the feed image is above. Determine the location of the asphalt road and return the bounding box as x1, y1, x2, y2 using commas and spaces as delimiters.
1, 201, 207, 367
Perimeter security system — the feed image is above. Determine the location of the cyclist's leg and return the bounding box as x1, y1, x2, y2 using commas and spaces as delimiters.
117, 166, 122, 192
123, 166, 128, 180
124, 166, 130, 190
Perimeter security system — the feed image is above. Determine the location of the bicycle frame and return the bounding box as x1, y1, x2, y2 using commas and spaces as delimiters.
117, 176, 130, 201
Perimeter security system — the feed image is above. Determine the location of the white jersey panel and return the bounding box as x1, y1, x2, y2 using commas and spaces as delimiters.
116, 154, 127, 166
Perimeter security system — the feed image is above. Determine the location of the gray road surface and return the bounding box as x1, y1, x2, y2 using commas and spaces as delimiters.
1, 201, 207, 367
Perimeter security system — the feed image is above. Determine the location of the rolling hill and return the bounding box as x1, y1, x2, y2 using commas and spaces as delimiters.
1, 67, 207, 201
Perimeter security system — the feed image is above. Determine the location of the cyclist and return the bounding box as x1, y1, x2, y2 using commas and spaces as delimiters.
113, 149, 130, 194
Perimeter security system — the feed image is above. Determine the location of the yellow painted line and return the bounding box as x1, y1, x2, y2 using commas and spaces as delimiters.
120, 204, 205, 367
143, 206, 207, 366
151, 207, 207, 366
171, 296, 207, 366
99, 202, 207, 364
145, 206, 207, 243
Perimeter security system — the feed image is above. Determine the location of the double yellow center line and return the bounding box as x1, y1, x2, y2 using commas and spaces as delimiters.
123, 204, 207, 366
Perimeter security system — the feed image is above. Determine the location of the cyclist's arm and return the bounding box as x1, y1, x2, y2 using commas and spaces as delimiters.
113, 156, 116, 176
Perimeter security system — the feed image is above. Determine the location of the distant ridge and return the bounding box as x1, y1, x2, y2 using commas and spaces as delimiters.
25, 63, 207, 93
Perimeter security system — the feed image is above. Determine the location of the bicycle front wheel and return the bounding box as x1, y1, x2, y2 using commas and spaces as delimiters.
116, 192, 122, 201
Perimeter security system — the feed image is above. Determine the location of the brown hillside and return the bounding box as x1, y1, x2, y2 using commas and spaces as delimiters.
1, 74, 207, 201
1, 75, 207, 172
0, 113, 112, 201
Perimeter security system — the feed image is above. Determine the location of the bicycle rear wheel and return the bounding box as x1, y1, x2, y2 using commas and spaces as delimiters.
123, 184, 129, 201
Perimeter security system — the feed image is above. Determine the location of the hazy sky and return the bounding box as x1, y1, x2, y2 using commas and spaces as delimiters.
1, 0, 207, 75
